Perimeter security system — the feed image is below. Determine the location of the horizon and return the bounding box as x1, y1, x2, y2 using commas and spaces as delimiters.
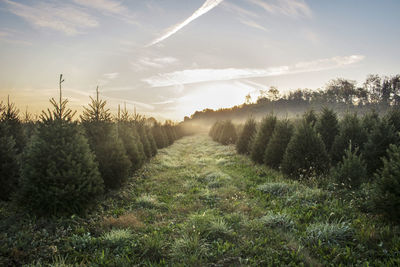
1, 0, 399, 121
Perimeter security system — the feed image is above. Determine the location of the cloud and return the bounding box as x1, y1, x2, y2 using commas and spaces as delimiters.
143, 55, 365, 87
147, 0, 224, 47
222, 2, 266, 31
72, 0, 137, 24
249, 0, 312, 18
131, 56, 179, 71
238, 18, 268, 31
2, 0, 98, 35
103, 72, 119, 80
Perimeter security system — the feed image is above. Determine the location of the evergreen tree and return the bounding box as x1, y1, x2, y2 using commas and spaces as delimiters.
218, 120, 237, 145
250, 115, 277, 164
0, 123, 19, 201
138, 125, 152, 159
331, 113, 367, 164
372, 144, 400, 221
1, 96, 26, 153
363, 119, 399, 175
330, 144, 367, 189
147, 126, 158, 156
362, 110, 380, 134
152, 122, 168, 148
281, 120, 329, 179
81, 87, 131, 189
209, 121, 223, 141
236, 118, 257, 155
19, 75, 103, 215
386, 108, 400, 133
264, 119, 294, 169
303, 109, 317, 127
315, 107, 339, 152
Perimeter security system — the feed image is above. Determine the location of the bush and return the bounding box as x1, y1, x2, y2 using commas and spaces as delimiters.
209, 121, 222, 141
264, 119, 294, 169
315, 107, 339, 152
363, 118, 399, 175
0, 123, 19, 201
281, 120, 329, 179
330, 145, 367, 189
331, 113, 367, 164
19, 94, 103, 215
236, 118, 257, 154
250, 115, 277, 164
218, 120, 237, 145
372, 144, 400, 221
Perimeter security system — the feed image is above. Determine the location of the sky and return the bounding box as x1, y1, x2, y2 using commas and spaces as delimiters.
0, 0, 399, 121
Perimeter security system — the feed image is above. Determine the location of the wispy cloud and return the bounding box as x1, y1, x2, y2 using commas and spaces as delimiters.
249, 0, 312, 18
143, 55, 365, 87
131, 56, 179, 71
103, 72, 119, 80
2, 0, 98, 35
72, 0, 136, 24
222, 2, 266, 31
238, 18, 268, 31
147, 0, 224, 47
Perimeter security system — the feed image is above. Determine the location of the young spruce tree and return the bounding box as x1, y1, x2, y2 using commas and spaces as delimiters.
19, 75, 103, 215
250, 115, 276, 164
315, 107, 339, 153
236, 118, 257, 155
81, 87, 131, 189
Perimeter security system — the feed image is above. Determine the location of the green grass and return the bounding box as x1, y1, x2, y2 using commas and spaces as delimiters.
0, 134, 399, 266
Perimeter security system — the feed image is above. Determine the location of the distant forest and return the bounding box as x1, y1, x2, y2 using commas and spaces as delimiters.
185, 74, 400, 124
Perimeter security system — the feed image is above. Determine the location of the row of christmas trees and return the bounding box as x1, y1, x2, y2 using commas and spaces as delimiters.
209, 108, 400, 221
0, 75, 186, 215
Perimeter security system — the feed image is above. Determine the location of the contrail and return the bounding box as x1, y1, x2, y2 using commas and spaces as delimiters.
147, 0, 224, 47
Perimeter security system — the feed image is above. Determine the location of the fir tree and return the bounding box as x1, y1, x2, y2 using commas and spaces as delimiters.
362, 109, 380, 134
152, 122, 168, 148
303, 109, 317, 127
236, 118, 257, 155
250, 115, 276, 164
1, 96, 26, 153
330, 144, 367, 189
386, 108, 400, 133
19, 74, 103, 215
315, 107, 339, 152
331, 113, 367, 164
0, 123, 19, 201
81, 87, 131, 189
373, 144, 400, 221
363, 118, 399, 175
264, 119, 294, 169
218, 120, 237, 145
281, 120, 329, 179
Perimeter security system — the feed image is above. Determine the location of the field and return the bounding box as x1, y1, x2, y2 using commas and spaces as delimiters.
1, 134, 399, 266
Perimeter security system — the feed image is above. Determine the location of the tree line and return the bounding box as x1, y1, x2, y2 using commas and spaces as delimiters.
209, 107, 400, 222
188, 74, 400, 123
0, 75, 189, 216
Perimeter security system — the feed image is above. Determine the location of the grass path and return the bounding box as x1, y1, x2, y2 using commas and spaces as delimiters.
1, 134, 398, 266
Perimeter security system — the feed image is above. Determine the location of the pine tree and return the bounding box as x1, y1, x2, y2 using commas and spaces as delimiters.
250, 115, 277, 163
264, 119, 294, 169
19, 75, 103, 215
303, 109, 317, 127
362, 110, 380, 134
363, 118, 399, 175
281, 120, 329, 179
218, 120, 237, 145
152, 122, 168, 148
330, 144, 367, 189
1, 96, 26, 153
0, 123, 19, 201
373, 144, 400, 221
81, 87, 131, 189
315, 107, 339, 152
236, 118, 257, 154
209, 121, 223, 141
331, 113, 367, 164
147, 126, 158, 156
386, 108, 400, 133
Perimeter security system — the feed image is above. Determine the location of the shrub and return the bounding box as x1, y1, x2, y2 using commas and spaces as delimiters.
250, 115, 277, 163
19, 80, 103, 215
281, 120, 329, 179
236, 118, 257, 154
218, 120, 237, 145
209, 121, 222, 141
363, 118, 399, 175
0, 123, 19, 201
264, 119, 294, 169
372, 144, 400, 221
330, 145, 367, 189
315, 107, 339, 152
331, 113, 367, 164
